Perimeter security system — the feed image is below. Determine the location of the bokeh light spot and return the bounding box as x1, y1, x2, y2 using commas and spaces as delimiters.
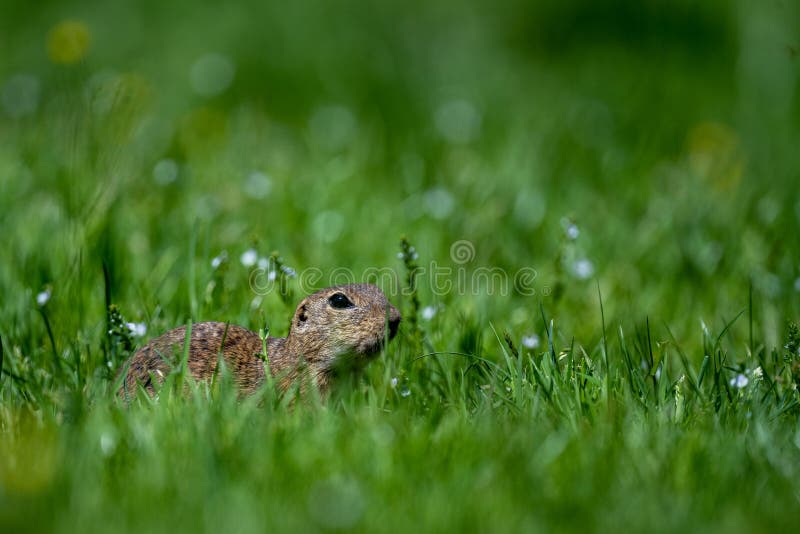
190, 53, 235, 97
1, 74, 40, 118
153, 158, 179, 185
243, 171, 273, 199
513, 189, 546, 229
47, 20, 91, 64
687, 122, 744, 191
312, 210, 345, 243
423, 187, 455, 219
309, 105, 356, 152
435, 99, 481, 144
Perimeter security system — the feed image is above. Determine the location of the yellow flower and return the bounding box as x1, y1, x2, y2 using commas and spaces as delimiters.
687, 122, 744, 191
47, 20, 90, 64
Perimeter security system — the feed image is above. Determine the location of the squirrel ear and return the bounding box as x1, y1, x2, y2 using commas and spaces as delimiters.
295, 304, 308, 328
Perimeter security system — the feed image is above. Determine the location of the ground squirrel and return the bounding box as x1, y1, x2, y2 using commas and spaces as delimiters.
118, 283, 401, 400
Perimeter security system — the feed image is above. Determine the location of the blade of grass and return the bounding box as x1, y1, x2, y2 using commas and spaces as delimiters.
646, 317, 657, 406
189, 220, 198, 320
597, 280, 611, 403
39, 308, 61, 375
539, 302, 558, 369
177, 320, 193, 394
664, 323, 701, 396
748, 280, 754, 357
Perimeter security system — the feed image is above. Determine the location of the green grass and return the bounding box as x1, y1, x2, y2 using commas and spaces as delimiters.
2, 0, 800, 532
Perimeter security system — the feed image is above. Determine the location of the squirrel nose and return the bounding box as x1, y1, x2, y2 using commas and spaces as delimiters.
387, 305, 401, 339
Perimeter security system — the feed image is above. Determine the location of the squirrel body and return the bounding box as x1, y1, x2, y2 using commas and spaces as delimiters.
118, 284, 401, 399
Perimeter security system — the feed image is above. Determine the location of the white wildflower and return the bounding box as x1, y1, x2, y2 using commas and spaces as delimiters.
560, 218, 580, 240
421, 305, 437, 321
390, 377, 398, 388
125, 322, 147, 337
521, 334, 540, 349
36, 289, 51, 306
99, 432, 117, 456
572, 258, 595, 280
211, 251, 227, 269
240, 248, 258, 267
566, 224, 580, 240
257, 257, 270, 270
730, 373, 749, 388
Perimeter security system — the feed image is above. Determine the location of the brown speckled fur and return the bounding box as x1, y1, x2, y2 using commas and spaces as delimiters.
117, 284, 401, 401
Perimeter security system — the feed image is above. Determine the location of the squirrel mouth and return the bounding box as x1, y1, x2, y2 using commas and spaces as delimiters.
330, 319, 400, 371
361, 338, 386, 356
366, 325, 400, 355
326, 330, 397, 376
359, 318, 400, 356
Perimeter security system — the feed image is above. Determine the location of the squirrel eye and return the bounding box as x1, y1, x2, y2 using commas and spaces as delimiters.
328, 292, 354, 309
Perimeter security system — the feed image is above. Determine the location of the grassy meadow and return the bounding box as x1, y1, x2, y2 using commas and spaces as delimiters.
2, 0, 800, 532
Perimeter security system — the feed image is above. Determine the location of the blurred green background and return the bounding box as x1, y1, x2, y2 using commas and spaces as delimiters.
2, 0, 799, 341
1, 0, 800, 532
3, 0, 800, 328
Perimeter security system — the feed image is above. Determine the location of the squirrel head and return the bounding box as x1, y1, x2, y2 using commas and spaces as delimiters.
288, 283, 401, 371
